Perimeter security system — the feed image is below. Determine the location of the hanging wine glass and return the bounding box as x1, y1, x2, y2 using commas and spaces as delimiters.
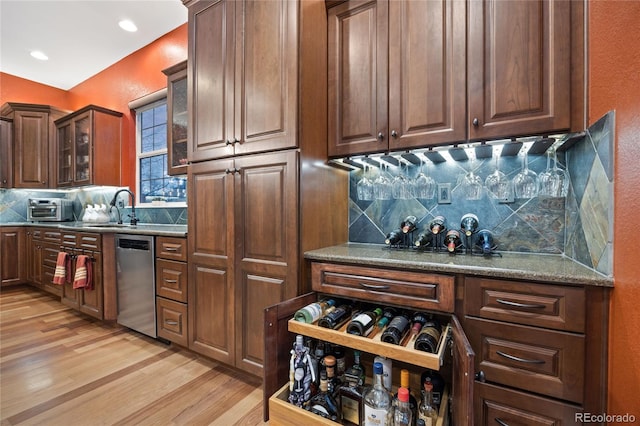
539, 147, 569, 197
373, 164, 393, 200
538, 150, 555, 197
413, 158, 436, 199
512, 150, 539, 198
484, 152, 512, 200
356, 164, 374, 200
392, 162, 413, 199
461, 158, 483, 200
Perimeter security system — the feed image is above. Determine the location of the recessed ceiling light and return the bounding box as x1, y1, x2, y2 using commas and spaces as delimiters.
118, 19, 138, 32
30, 51, 49, 61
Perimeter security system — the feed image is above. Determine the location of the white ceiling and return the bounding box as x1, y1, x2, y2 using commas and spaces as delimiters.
0, 0, 187, 91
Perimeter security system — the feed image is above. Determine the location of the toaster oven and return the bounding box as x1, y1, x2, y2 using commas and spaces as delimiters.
27, 198, 74, 222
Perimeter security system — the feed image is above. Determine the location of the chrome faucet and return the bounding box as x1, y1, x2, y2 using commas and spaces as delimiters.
109, 189, 138, 225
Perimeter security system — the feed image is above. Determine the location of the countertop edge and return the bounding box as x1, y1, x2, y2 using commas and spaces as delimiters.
1, 222, 188, 238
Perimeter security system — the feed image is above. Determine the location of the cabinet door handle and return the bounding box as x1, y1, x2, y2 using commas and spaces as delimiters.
472, 117, 479, 127
359, 282, 390, 290
496, 350, 545, 364
391, 130, 398, 138
225, 139, 233, 146
377, 132, 384, 141
494, 418, 509, 426
496, 299, 546, 309
165, 320, 179, 326
164, 279, 178, 284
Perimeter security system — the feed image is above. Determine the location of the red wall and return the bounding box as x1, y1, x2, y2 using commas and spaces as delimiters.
1, 24, 188, 189
589, 1, 640, 415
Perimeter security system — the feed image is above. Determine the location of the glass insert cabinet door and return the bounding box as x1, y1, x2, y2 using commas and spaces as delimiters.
57, 122, 72, 185
163, 60, 188, 176
74, 114, 91, 184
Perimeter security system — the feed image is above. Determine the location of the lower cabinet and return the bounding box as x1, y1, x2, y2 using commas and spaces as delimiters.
264, 261, 474, 425
155, 236, 188, 346
0, 227, 25, 286
27, 228, 62, 297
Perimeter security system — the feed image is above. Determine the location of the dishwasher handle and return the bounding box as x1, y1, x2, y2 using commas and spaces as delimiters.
117, 239, 151, 251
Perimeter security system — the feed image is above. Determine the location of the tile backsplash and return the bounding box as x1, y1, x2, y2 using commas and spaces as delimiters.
0, 186, 187, 225
348, 112, 614, 277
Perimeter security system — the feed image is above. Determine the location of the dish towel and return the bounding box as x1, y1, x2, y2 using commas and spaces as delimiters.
73, 255, 93, 290
52, 252, 71, 285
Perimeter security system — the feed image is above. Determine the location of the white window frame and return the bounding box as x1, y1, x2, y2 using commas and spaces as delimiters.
132, 92, 187, 207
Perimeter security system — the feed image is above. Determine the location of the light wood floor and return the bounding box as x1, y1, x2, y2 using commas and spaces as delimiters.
0, 285, 268, 426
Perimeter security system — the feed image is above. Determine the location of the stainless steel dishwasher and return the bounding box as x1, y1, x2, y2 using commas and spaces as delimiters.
115, 234, 156, 338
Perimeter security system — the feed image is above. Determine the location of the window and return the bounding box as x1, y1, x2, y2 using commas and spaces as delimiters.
135, 98, 186, 205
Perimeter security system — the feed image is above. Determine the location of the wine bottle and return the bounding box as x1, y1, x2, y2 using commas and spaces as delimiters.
409, 311, 430, 340
288, 335, 315, 407
414, 319, 442, 354
308, 370, 339, 421
344, 350, 366, 387
421, 370, 445, 408
346, 307, 383, 336
318, 304, 353, 329
377, 306, 398, 328
294, 299, 335, 323
414, 232, 431, 248
401, 215, 418, 234
428, 216, 446, 235
380, 313, 411, 345
324, 355, 341, 397
444, 229, 461, 253
385, 228, 404, 245
460, 213, 479, 237
476, 229, 495, 254
362, 362, 393, 426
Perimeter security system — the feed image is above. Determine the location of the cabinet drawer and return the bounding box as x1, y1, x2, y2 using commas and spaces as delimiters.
156, 236, 187, 262
42, 244, 61, 267
42, 266, 62, 297
155, 259, 188, 303
156, 297, 188, 347
311, 262, 454, 313
475, 381, 581, 425
466, 317, 584, 403
464, 277, 585, 332
77, 232, 101, 251
42, 230, 62, 243
269, 382, 448, 426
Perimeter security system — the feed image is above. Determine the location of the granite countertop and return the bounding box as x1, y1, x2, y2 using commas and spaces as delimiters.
304, 243, 613, 287
2, 222, 187, 237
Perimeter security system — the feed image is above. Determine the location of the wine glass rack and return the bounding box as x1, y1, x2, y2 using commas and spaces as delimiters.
384, 230, 502, 257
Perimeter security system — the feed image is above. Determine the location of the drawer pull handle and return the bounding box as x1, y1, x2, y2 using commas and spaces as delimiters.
164, 279, 178, 284
359, 282, 390, 290
164, 247, 178, 252
165, 320, 179, 326
496, 350, 545, 364
495, 418, 509, 426
496, 299, 546, 309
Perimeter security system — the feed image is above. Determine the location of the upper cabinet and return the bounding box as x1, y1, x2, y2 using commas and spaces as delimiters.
1, 103, 68, 188
328, 0, 466, 157
55, 105, 122, 188
0, 117, 12, 188
163, 60, 189, 176
467, 0, 571, 140
328, 0, 578, 158
187, 0, 298, 162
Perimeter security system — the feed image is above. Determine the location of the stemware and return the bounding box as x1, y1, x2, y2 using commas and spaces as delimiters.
356, 164, 374, 201
512, 151, 539, 198
539, 148, 569, 197
484, 153, 512, 200
460, 159, 483, 200
373, 164, 393, 200
392, 162, 413, 199
413, 159, 436, 199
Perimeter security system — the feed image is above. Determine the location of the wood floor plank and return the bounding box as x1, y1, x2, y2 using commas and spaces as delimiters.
0, 286, 268, 425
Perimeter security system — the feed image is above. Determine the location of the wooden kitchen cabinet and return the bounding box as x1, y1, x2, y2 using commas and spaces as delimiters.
155, 236, 188, 346
264, 261, 474, 424
0, 117, 13, 188
328, 0, 466, 157
185, 0, 348, 378
185, 0, 298, 162
163, 60, 189, 175
463, 277, 609, 424
55, 105, 122, 187
327, 0, 579, 157
188, 150, 299, 375
1, 103, 67, 188
0, 227, 25, 286
25, 228, 63, 297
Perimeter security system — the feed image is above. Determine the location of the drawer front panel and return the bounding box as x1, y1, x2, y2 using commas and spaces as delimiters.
42, 230, 62, 243
466, 317, 584, 403
42, 244, 61, 267
78, 233, 101, 251
475, 381, 581, 426
156, 236, 187, 262
311, 262, 454, 312
464, 277, 585, 332
155, 259, 188, 303
156, 297, 188, 346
